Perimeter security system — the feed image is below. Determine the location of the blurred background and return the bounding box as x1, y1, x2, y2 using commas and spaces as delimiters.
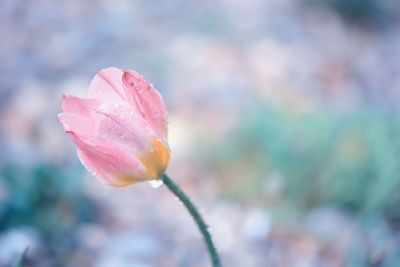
1, 0, 400, 266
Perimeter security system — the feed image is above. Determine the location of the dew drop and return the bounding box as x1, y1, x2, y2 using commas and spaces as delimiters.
149, 179, 163, 188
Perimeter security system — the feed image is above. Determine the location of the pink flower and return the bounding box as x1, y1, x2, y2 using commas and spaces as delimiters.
58, 67, 170, 186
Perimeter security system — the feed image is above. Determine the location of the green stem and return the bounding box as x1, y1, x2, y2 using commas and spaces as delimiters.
161, 173, 222, 267
12, 248, 28, 267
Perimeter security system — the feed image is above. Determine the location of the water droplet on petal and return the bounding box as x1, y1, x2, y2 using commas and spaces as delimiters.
149, 179, 163, 188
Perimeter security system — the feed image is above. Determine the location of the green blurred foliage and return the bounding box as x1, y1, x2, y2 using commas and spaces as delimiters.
207, 105, 400, 218
0, 162, 97, 249
306, 0, 397, 27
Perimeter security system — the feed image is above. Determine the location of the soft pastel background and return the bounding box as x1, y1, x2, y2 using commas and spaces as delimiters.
1, 0, 400, 266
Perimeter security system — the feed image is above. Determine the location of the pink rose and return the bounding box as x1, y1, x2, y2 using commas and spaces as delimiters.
58, 67, 170, 186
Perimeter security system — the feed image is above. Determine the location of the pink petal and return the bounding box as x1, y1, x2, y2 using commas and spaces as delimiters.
122, 70, 168, 135
96, 102, 153, 152
88, 67, 126, 102
58, 113, 98, 135
61, 94, 100, 117
67, 131, 147, 186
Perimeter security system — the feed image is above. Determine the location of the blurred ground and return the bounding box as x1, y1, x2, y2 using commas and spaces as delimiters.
1, 0, 400, 266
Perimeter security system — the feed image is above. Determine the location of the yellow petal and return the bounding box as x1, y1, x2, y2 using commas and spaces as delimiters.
139, 137, 170, 179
